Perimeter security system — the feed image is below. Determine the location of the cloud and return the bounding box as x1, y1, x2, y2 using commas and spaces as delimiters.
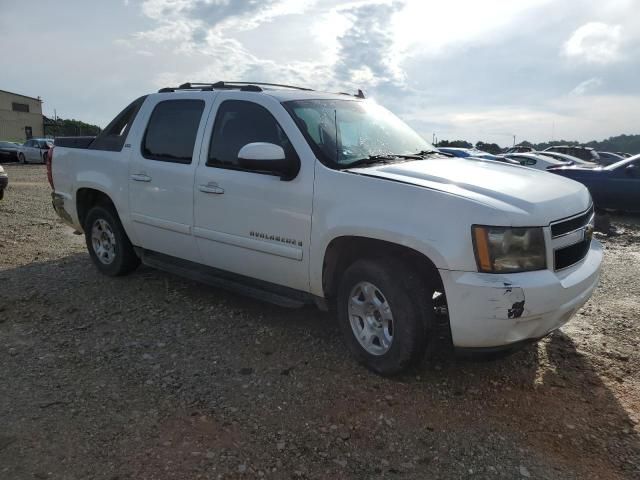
569, 77, 603, 96
563, 22, 623, 64
333, 1, 406, 91
3, 0, 638, 144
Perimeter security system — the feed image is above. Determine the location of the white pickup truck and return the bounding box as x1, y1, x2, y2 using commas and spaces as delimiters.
49, 81, 602, 375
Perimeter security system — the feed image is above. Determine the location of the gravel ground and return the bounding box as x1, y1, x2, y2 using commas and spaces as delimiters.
1, 163, 639, 480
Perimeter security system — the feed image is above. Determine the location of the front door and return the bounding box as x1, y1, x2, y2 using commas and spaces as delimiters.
610, 159, 640, 209
128, 94, 212, 262
193, 94, 314, 291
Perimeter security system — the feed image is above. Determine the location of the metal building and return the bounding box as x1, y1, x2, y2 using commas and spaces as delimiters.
0, 89, 44, 141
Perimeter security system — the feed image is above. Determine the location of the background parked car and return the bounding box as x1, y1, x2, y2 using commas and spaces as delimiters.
437, 147, 502, 160
549, 155, 640, 212
596, 151, 625, 166
534, 150, 593, 166
504, 145, 533, 154
616, 152, 632, 158
0, 141, 21, 162
19, 138, 53, 164
544, 145, 600, 163
503, 152, 572, 170
0, 164, 7, 199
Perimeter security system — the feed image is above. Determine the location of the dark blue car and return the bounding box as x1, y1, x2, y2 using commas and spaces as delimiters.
549, 155, 640, 212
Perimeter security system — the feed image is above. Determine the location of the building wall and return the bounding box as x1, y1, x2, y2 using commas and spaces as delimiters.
0, 90, 44, 141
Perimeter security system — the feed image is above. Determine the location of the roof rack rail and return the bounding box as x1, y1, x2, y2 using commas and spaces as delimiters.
220, 81, 314, 91
158, 81, 315, 93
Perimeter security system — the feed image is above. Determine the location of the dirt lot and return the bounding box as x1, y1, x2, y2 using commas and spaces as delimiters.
1, 163, 639, 480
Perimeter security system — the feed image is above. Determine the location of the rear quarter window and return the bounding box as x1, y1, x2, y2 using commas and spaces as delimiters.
90, 96, 147, 152
142, 100, 205, 164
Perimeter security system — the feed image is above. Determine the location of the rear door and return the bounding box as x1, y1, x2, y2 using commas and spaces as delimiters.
193, 93, 314, 291
24, 140, 38, 161
128, 93, 214, 262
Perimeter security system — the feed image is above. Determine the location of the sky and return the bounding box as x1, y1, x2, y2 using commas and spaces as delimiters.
1, 0, 639, 146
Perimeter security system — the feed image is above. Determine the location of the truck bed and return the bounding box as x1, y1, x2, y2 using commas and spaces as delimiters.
53, 136, 96, 149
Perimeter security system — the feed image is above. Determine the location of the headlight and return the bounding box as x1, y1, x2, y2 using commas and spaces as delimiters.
472, 225, 546, 273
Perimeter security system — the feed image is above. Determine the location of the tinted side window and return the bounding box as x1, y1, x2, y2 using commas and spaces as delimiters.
90, 95, 147, 152
142, 100, 205, 164
208, 100, 297, 169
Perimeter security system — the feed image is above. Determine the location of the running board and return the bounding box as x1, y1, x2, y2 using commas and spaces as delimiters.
137, 248, 313, 309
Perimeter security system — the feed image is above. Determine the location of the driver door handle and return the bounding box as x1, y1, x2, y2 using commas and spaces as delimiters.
198, 183, 224, 194
130, 173, 152, 182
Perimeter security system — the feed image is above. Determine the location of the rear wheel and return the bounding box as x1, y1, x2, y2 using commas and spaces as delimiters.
337, 258, 434, 376
84, 204, 140, 276
18, 153, 26, 164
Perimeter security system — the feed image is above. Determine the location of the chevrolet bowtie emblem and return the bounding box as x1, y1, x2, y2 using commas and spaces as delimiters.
585, 224, 594, 241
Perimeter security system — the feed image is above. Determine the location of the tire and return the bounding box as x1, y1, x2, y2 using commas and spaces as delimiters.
336, 258, 434, 376
84, 204, 140, 276
18, 153, 26, 164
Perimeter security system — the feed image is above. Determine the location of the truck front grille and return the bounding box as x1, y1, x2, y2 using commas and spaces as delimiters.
550, 206, 594, 271
550, 205, 594, 237
554, 238, 591, 270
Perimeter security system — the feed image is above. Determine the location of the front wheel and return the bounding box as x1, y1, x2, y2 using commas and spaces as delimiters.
84, 205, 140, 276
336, 258, 433, 376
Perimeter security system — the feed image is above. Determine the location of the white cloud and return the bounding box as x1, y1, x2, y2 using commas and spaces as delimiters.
563, 22, 623, 64
569, 77, 603, 96
2, 0, 638, 144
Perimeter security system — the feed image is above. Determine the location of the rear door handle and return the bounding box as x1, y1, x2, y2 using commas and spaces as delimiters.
130, 173, 152, 182
198, 184, 224, 194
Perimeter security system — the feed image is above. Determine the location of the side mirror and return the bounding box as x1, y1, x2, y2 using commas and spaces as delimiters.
625, 164, 638, 177
237, 142, 297, 180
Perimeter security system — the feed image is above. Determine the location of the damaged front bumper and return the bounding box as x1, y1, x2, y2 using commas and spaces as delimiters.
439, 239, 603, 348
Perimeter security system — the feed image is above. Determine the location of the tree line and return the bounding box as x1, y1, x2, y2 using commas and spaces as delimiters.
43, 117, 101, 138
436, 134, 640, 155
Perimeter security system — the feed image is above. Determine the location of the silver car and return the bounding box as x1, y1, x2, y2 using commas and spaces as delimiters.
19, 138, 53, 164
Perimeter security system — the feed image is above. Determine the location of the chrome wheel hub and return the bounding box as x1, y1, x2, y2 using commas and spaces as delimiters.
348, 281, 394, 356
91, 219, 116, 265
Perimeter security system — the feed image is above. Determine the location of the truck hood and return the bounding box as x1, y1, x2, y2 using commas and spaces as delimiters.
347, 158, 592, 225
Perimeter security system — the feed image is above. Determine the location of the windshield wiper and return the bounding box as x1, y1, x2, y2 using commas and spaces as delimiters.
343, 154, 422, 169
413, 150, 450, 157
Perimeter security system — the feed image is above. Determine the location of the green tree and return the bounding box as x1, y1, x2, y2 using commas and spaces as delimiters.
475, 141, 502, 155
437, 139, 473, 148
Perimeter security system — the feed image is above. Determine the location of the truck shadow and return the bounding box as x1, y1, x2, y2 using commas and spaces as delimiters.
1, 253, 638, 478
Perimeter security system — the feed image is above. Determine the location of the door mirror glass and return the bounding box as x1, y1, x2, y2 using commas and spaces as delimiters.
238, 142, 294, 179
